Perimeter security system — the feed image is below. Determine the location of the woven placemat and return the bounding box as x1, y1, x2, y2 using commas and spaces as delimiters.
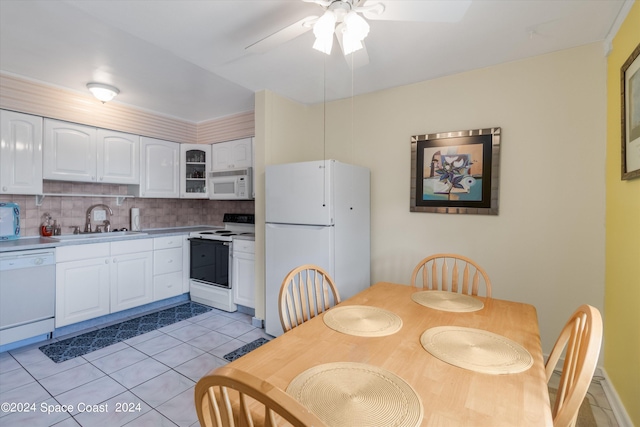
323, 305, 402, 337
411, 290, 484, 312
287, 362, 423, 427
420, 326, 533, 375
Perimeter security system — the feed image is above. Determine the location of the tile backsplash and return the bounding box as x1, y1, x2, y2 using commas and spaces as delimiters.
1, 181, 255, 237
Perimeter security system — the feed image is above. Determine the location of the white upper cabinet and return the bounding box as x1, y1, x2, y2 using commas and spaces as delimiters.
210, 137, 253, 171
0, 110, 43, 195
180, 144, 211, 198
43, 119, 97, 182
138, 137, 180, 198
43, 119, 139, 184
97, 129, 140, 184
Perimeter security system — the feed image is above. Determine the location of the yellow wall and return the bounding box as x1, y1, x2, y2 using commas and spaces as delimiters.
605, 2, 640, 424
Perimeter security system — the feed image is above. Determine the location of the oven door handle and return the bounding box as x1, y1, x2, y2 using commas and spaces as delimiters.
187, 238, 230, 246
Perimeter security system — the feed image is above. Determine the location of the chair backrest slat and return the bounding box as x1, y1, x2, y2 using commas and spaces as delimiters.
441, 261, 449, 291
279, 264, 341, 333
451, 261, 459, 293
411, 253, 492, 297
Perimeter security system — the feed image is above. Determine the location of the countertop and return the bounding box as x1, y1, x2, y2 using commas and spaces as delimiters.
0, 226, 223, 253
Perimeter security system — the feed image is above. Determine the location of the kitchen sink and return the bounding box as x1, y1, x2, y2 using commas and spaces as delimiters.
52, 231, 148, 241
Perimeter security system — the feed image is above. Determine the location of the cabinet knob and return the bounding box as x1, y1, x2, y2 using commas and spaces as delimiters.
1, 186, 7, 192
105, 259, 109, 264
113, 258, 117, 263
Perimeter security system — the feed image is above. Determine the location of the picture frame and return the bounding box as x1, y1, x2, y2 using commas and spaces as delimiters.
621, 42, 640, 180
410, 128, 501, 215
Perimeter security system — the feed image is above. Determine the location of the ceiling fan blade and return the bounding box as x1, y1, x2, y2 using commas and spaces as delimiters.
335, 25, 370, 69
344, 43, 369, 69
245, 15, 318, 53
302, 0, 332, 6
361, 0, 471, 22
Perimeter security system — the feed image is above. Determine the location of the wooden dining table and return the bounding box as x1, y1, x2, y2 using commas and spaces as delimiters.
227, 282, 553, 426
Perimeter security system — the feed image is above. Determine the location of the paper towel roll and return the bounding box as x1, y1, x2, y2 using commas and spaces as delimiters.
131, 208, 140, 231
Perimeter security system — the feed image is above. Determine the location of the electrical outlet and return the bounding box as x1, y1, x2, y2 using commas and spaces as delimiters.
93, 210, 107, 221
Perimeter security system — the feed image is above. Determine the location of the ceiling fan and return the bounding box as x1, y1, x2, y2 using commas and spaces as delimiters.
246, 0, 471, 69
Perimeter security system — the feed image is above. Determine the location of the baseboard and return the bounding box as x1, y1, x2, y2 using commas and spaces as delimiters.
598, 367, 634, 427
251, 317, 264, 328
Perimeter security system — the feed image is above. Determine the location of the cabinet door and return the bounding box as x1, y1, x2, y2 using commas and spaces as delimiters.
210, 138, 253, 171
0, 110, 43, 195
230, 138, 253, 169
210, 142, 232, 171
110, 251, 153, 313
56, 257, 110, 327
43, 119, 97, 182
140, 137, 180, 198
232, 251, 255, 308
97, 129, 139, 184
180, 143, 210, 198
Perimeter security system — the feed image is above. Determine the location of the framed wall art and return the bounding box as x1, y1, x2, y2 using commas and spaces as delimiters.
622, 42, 640, 180
410, 128, 501, 215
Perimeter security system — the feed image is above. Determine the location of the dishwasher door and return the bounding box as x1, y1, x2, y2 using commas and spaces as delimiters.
0, 249, 56, 346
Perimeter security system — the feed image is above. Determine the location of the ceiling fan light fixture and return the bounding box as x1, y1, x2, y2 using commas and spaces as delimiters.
344, 11, 369, 41
341, 29, 363, 55
313, 34, 334, 54
86, 83, 119, 103
313, 10, 337, 54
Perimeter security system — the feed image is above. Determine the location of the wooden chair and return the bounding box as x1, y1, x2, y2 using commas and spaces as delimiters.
545, 304, 603, 427
195, 366, 328, 427
279, 264, 341, 332
410, 253, 492, 297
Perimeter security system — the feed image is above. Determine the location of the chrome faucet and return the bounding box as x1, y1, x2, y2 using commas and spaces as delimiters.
85, 204, 113, 233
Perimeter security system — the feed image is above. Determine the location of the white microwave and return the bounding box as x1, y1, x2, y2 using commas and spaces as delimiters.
208, 168, 253, 200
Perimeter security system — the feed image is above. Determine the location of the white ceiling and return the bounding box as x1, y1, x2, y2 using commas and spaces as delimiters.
0, 0, 632, 123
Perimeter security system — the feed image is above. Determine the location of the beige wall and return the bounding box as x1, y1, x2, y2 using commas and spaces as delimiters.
255, 43, 607, 357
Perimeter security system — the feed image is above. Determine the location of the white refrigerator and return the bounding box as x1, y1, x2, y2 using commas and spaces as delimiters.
265, 159, 371, 337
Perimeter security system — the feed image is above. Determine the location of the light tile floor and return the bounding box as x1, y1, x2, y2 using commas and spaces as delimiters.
0, 308, 270, 427
0, 307, 620, 427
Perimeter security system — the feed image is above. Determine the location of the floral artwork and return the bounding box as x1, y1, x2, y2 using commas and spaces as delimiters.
422, 144, 483, 201
410, 128, 500, 215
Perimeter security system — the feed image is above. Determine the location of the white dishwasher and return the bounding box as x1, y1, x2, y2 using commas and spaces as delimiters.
0, 249, 56, 347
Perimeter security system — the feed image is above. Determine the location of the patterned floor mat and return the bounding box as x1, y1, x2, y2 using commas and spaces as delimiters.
39, 302, 212, 363
223, 338, 270, 362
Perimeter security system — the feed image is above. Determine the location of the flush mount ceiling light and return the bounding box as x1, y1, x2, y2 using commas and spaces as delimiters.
86, 83, 119, 103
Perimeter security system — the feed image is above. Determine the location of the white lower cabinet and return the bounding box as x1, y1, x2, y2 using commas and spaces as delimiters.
110, 239, 153, 313
55, 239, 153, 327
56, 243, 111, 327
153, 236, 183, 301
232, 240, 255, 308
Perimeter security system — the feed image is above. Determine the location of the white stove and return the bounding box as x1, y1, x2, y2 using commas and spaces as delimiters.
189, 213, 255, 241
189, 213, 255, 312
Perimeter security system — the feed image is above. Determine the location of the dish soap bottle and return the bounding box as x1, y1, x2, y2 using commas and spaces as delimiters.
40, 213, 53, 237
53, 219, 61, 236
